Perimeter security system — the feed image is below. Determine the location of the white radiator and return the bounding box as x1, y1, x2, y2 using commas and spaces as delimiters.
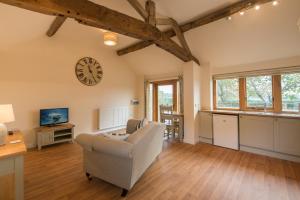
98, 107, 129, 131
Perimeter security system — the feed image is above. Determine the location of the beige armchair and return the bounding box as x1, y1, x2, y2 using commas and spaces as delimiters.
76, 123, 166, 197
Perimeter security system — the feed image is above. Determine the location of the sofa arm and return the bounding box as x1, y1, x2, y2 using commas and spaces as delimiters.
76, 134, 133, 159
76, 134, 94, 151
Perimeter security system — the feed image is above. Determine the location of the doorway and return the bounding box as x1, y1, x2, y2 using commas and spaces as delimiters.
152, 80, 178, 121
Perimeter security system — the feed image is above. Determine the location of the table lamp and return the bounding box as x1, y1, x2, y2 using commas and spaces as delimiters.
0, 104, 15, 145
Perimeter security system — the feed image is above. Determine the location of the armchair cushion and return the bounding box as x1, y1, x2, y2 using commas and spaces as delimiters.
126, 119, 141, 134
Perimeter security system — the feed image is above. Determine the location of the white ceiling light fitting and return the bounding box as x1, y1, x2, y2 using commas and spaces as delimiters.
100, 29, 118, 46
272, 0, 279, 6
103, 32, 118, 46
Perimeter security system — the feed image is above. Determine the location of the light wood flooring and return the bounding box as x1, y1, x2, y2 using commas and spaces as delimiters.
24, 141, 300, 200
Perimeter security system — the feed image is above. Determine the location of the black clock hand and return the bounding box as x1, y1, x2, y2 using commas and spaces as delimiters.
88, 65, 97, 82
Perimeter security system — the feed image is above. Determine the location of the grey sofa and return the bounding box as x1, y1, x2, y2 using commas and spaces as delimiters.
75, 122, 166, 197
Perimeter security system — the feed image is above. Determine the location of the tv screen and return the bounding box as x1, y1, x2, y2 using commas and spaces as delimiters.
40, 108, 69, 126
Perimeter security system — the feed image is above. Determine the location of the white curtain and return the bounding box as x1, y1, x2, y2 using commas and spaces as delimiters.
144, 81, 153, 121
178, 75, 184, 113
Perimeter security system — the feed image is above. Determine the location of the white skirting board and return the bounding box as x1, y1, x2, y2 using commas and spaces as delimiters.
240, 145, 300, 163
98, 107, 130, 131
198, 136, 213, 144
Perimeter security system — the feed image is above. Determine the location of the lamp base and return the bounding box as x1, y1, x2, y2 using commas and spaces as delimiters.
0, 123, 8, 146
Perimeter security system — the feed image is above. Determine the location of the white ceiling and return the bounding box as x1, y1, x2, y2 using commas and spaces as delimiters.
121, 0, 300, 75
1, 0, 300, 76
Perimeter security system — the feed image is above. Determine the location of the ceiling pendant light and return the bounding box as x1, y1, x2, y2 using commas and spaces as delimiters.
272, 0, 279, 6
103, 32, 118, 46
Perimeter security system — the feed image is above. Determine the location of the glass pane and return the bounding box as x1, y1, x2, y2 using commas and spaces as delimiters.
246, 76, 273, 108
216, 79, 239, 108
281, 73, 300, 112
158, 85, 173, 121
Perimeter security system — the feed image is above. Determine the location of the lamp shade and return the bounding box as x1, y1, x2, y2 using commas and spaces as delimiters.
103, 32, 118, 46
0, 104, 15, 123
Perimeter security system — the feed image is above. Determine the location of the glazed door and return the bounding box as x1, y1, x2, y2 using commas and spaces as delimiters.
153, 80, 177, 121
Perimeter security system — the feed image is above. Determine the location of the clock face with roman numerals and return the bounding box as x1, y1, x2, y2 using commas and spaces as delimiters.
75, 57, 103, 86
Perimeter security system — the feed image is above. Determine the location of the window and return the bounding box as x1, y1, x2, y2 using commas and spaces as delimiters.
281, 73, 300, 112
216, 79, 239, 109
246, 76, 273, 109
213, 68, 300, 113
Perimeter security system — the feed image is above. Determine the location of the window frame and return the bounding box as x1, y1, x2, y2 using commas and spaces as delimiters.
280, 73, 300, 113
213, 78, 240, 110
213, 74, 298, 113
244, 75, 274, 111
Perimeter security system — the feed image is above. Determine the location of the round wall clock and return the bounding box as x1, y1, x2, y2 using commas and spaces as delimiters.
75, 57, 103, 86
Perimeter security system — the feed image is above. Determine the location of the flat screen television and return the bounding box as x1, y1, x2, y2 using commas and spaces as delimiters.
40, 108, 69, 126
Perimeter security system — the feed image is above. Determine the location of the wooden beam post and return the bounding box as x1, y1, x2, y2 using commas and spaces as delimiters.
157, 18, 199, 65
0, 0, 194, 62
46, 15, 67, 37
145, 0, 156, 26
117, 0, 273, 56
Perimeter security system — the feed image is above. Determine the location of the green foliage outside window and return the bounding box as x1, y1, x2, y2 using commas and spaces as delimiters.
246, 76, 273, 108
217, 79, 239, 108
282, 73, 300, 112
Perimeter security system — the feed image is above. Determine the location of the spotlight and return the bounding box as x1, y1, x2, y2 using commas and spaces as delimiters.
239, 11, 245, 16
255, 5, 260, 10
227, 16, 232, 20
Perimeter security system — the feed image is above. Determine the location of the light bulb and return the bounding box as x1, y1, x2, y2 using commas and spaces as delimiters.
255, 5, 260, 10
239, 11, 245, 16
272, 0, 279, 6
227, 16, 232, 21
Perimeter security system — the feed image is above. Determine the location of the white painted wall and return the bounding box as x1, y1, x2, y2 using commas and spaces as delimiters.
183, 62, 201, 145
0, 7, 138, 148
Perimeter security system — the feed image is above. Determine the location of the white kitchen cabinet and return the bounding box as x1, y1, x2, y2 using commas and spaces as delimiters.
213, 114, 239, 150
199, 112, 213, 143
239, 115, 274, 151
275, 118, 300, 156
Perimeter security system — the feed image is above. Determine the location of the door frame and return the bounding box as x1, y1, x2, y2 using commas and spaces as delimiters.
152, 80, 178, 121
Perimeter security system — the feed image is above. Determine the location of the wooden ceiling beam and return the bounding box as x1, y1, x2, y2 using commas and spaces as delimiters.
117, 0, 274, 56
157, 18, 192, 55
46, 15, 67, 37
145, 0, 156, 26
127, 0, 147, 20
0, 0, 193, 62
157, 18, 199, 65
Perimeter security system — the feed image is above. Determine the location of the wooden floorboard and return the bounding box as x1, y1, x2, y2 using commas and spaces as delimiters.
24, 141, 300, 200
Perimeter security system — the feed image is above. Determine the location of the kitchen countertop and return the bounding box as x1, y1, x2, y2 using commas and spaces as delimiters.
200, 110, 300, 119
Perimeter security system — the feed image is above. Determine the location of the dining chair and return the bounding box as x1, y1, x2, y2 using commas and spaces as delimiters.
159, 105, 173, 114
159, 105, 178, 139
160, 113, 175, 139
